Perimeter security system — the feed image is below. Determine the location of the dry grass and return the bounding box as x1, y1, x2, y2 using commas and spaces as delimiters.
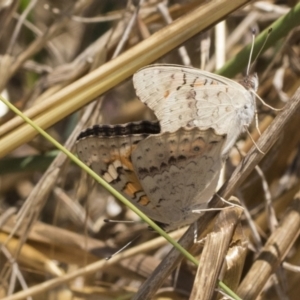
0, 0, 300, 299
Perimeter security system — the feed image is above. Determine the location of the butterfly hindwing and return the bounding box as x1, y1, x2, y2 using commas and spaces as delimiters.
131, 127, 226, 231
76, 121, 164, 219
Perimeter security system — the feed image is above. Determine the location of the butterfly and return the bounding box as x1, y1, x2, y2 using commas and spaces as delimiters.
133, 64, 258, 156
76, 121, 226, 231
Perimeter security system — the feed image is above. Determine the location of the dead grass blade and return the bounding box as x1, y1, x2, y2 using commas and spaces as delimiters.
237, 191, 300, 299
0, 0, 252, 157
190, 204, 243, 300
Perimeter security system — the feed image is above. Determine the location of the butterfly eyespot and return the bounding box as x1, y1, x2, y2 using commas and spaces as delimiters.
193, 146, 201, 152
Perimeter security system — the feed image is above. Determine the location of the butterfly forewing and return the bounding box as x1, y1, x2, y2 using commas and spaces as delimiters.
133, 64, 256, 156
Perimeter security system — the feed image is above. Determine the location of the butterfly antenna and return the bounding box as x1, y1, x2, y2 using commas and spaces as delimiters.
253, 28, 273, 65
248, 28, 273, 75
246, 29, 256, 76
105, 234, 141, 260
246, 29, 282, 118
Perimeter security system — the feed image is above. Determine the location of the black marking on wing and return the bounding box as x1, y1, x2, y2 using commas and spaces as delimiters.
77, 120, 160, 140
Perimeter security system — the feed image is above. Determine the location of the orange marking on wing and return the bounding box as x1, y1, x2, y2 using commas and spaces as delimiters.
107, 145, 138, 170
124, 182, 142, 197
138, 195, 150, 206
119, 144, 140, 169
193, 82, 205, 87
164, 90, 170, 98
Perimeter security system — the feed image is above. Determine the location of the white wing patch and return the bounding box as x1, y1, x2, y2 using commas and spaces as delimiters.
133, 64, 257, 156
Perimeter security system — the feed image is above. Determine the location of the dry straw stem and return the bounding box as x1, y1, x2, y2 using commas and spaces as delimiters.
253, 185, 300, 237
190, 205, 244, 300
0, 1, 91, 91
132, 203, 221, 300
131, 87, 300, 299
2, 213, 170, 282
237, 192, 300, 299
1, 104, 99, 279
0, 17, 125, 134
220, 221, 248, 292
0, 228, 187, 300
0, 0, 252, 158
0, 232, 63, 277
1, 214, 107, 265
1, 102, 99, 268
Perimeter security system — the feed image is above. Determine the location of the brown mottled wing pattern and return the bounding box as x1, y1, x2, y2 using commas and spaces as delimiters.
133, 64, 257, 156
76, 121, 163, 220
131, 127, 226, 231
